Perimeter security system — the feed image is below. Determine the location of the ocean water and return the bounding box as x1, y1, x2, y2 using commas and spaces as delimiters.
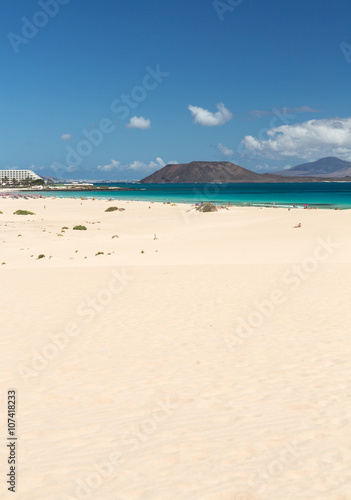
40, 182, 351, 208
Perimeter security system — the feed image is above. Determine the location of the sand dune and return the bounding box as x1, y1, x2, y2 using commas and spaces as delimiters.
1, 198, 351, 499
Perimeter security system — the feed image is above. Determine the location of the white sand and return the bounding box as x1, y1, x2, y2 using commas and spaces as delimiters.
1, 197, 351, 499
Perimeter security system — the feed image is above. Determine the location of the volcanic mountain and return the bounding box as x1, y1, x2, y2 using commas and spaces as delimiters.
140, 161, 267, 183
140, 160, 351, 183
275, 157, 351, 177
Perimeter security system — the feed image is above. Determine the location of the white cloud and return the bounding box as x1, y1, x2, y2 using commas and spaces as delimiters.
97, 159, 122, 172
241, 118, 351, 161
128, 160, 145, 170
126, 116, 151, 129
218, 143, 234, 156
129, 157, 165, 171
155, 157, 165, 167
188, 103, 233, 126
61, 133, 72, 141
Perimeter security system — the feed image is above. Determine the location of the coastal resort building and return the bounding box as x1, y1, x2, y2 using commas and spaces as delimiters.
0, 169, 43, 184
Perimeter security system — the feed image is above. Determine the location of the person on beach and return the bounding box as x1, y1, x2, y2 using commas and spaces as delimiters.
293, 223, 301, 228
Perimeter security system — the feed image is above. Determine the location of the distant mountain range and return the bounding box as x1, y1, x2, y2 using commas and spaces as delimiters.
275, 157, 351, 177
140, 160, 351, 184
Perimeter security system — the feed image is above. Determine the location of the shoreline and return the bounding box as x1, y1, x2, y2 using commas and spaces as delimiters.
1, 189, 350, 210
1, 197, 350, 269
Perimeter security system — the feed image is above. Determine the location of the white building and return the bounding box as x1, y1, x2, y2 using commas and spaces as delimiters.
0, 169, 42, 183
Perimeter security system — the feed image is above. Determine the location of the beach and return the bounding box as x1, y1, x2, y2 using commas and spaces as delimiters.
1, 197, 351, 499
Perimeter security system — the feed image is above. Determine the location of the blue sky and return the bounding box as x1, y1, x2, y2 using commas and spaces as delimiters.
2, 0, 351, 179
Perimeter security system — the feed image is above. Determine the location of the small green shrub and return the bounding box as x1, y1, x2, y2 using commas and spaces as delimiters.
0, 211, 3, 214
62, 226, 69, 230
105, 206, 118, 212
14, 210, 35, 216
73, 225, 87, 230
95, 251, 104, 256
37, 254, 45, 260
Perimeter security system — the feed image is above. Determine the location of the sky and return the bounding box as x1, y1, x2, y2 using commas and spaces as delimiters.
2, 0, 351, 180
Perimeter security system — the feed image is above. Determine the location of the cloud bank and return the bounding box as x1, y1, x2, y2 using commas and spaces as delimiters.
97, 159, 121, 172
241, 118, 351, 161
97, 157, 168, 173
188, 103, 233, 126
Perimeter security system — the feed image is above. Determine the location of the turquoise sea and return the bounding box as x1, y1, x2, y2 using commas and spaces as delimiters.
41, 182, 351, 209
